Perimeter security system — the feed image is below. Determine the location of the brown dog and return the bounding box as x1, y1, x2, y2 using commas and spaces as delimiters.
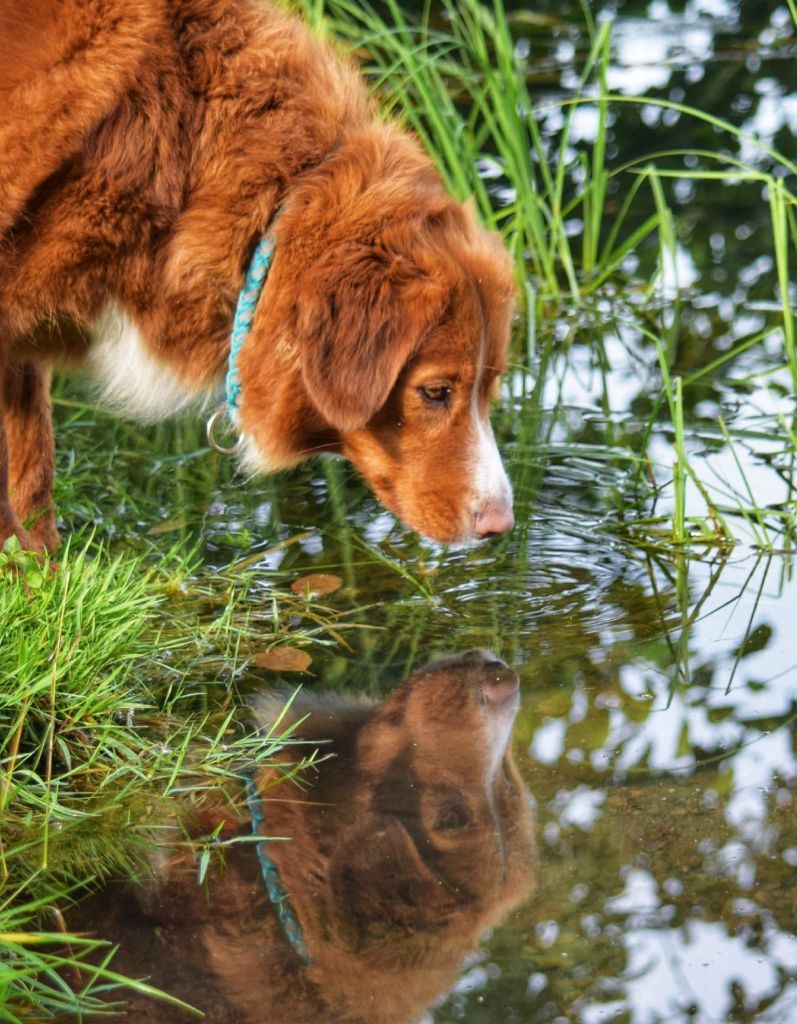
0, 0, 517, 551
68, 651, 536, 1022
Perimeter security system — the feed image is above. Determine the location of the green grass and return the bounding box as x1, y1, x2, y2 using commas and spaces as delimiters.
296, 0, 796, 295
0, 539, 337, 1019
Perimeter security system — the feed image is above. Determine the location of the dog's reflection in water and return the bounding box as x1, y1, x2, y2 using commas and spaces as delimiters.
78, 651, 536, 1023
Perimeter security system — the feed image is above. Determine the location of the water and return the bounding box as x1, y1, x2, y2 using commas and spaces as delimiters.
49, 0, 797, 1021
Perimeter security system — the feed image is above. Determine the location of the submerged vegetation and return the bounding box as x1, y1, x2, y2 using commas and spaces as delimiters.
2, 0, 796, 1020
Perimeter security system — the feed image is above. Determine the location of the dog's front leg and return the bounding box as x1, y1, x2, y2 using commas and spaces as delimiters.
2, 360, 58, 552
0, 395, 34, 553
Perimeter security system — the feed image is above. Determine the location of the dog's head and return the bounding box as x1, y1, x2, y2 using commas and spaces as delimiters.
237, 127, 517, 544
254, 650, 535, 976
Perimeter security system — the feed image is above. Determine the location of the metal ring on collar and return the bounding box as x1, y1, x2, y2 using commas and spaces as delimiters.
206, 408, 246, 455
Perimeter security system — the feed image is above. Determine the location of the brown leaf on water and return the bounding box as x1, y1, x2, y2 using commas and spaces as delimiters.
290, 573, 343, 597
252, 647, 312, 673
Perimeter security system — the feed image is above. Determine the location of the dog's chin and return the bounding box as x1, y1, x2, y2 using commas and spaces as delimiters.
382, 498, 515, 547
409, 522, 513, 549
443, 533, 489, 552
238, 439, 502, 547
377, 493, 482, 548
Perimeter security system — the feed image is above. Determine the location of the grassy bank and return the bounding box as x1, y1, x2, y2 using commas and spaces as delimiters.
0, 540, 337, 1019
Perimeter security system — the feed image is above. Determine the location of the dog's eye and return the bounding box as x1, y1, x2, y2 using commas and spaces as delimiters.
419, 384, 452, 406
434, 802, 471, 832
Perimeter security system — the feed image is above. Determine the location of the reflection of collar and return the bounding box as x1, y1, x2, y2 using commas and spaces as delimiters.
242, 770, 312, 965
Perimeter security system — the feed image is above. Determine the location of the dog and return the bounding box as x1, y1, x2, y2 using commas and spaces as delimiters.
66, 651, 536, 1022
0, 0, 517, 551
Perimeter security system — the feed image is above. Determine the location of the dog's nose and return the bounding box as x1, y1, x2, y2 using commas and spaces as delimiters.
459, 651, 520, 706
480, 665, 520, 708
473, 501, 514, 539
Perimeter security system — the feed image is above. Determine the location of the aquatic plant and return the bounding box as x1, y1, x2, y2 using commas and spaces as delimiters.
296, 0, 797, 551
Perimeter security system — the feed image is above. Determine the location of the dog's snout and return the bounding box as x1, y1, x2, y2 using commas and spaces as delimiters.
472, 501, 514, 539
480, 667, 520, 708
412, 651, 520, 715
458, 651, 520, 708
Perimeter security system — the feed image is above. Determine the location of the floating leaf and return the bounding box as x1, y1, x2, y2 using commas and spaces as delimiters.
253, 647, 312, 673
290, 573, 343, 597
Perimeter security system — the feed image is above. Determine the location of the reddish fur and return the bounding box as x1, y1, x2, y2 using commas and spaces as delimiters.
0, 0, 516, 548
66, 652, 536, 1022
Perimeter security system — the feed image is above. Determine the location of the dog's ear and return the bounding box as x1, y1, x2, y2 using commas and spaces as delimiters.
326, 814, 459, 953
295, 243, 447, 432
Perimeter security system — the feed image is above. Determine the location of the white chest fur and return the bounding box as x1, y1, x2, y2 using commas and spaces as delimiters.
88, 303, 215, 423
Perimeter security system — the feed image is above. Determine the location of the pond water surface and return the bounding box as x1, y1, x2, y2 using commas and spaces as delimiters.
56, 0, 797, 1021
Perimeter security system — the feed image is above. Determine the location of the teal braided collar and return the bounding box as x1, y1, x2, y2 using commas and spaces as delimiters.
225, 235, 276, 416
242, 769, 312, 965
